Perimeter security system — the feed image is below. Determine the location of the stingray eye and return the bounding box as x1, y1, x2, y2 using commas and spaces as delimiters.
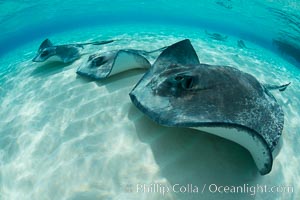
173, 74, 194, 90
181, 76, 194, 90
92, 56, 107, 67
40, 50, 49, 57
88, 54, 97, 61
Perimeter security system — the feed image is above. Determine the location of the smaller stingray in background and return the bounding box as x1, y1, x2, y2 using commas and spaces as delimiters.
237, 39, 255, 50
130, 39, 290, 175
205, 30, 228, 41
237, 39, 247, 48
215, 0, 233, 9
32, 38, 115, 63
76, 46, 167, 80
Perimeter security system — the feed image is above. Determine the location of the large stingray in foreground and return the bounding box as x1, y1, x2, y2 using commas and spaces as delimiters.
130, 39, 288, 175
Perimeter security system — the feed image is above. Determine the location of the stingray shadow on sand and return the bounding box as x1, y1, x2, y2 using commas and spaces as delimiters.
76, 69, 146, 93
128, 105, 265, 200
30, 61, 72, 77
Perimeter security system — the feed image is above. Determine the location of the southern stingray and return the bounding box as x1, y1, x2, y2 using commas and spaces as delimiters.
76, 46, 167, 80
32, 38, 115, 63
129, 39, 289, 175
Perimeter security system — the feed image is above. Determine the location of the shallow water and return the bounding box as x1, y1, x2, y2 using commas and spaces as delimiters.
1, 0, 300, 58
1, 1, 300, 199
0, 24, 299, 199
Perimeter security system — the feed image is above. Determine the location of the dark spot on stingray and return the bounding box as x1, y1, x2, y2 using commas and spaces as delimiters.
88, 54, 98, 61
91, 56, 108, 67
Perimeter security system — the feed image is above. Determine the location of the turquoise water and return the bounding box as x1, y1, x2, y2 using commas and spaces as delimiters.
0, 1, 300, 200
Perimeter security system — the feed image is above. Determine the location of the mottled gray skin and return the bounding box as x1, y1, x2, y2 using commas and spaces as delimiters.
76, 47, 167, 80
130, 39, 285, 175
32, 39, 114, 63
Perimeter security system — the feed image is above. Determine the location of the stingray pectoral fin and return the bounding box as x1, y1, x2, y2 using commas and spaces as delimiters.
32, 54, 40, 62
76, 52, 115, 79
152, 39, 200, 73
194, 125, 273, 175
108, 50, 151, 76
38, 39, 53, 52
56, 46, 80, 63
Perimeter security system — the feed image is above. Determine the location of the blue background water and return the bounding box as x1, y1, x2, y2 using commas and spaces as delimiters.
0, 0, 300, 66
0, 1, 300, 200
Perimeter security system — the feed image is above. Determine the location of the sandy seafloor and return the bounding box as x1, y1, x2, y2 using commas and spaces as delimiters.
0, 24, 299, 200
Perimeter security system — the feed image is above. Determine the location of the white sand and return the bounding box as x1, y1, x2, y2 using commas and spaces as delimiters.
0, 24, 299, 200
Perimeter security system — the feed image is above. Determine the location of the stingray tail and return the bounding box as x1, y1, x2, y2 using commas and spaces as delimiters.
85, 40, 115, 45
75, 39, 116, 48
144, 46, 169, 54
265, 82, 291, 92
